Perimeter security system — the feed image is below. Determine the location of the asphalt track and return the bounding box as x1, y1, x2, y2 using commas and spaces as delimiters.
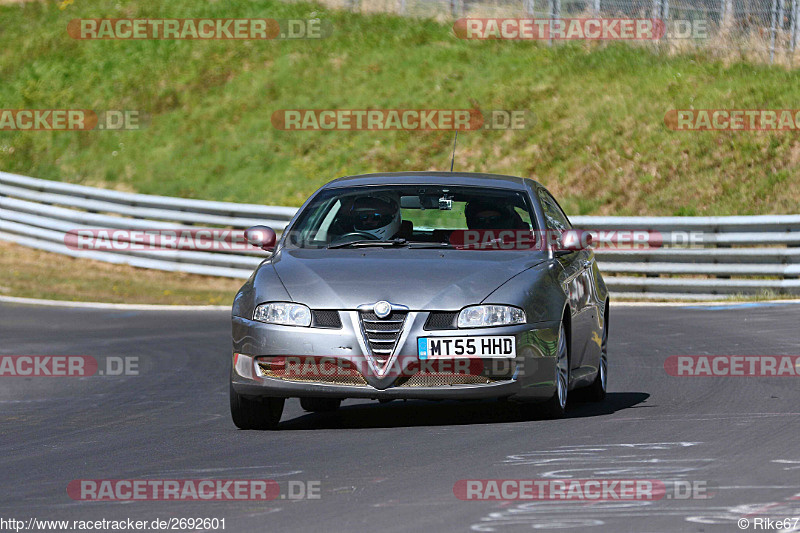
1, 301, 798, 533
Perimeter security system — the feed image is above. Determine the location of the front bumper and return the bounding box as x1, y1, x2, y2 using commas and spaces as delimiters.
231, 312, 561, 402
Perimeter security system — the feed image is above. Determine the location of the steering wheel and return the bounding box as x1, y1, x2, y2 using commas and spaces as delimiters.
331, 231, 379, 244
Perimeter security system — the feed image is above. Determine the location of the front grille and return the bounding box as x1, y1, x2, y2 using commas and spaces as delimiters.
397, 373, 498, 387
311, 310, 342, 329
424, 311, 459, 331
359, 310, 407, 366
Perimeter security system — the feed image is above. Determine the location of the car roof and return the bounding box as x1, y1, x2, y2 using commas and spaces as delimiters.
323, 171, 542, 191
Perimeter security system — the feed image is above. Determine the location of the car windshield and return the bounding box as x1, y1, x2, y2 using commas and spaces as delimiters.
282, 185, 537, 249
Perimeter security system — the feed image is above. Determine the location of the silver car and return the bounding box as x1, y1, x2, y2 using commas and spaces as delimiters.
230, 172, 609, 429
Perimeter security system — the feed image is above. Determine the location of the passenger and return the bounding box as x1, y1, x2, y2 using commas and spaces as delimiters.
465, 200, 527, 230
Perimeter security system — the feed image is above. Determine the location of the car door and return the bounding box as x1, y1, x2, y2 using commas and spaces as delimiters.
536, 187, 594, 370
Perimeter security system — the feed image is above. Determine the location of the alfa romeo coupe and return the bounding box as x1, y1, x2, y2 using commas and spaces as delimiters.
230, 172, 609, 429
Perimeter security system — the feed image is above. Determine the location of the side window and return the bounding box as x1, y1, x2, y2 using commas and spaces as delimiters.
513, 206, 532, 230
315, 199, 342, 242
537, 189, 572, 231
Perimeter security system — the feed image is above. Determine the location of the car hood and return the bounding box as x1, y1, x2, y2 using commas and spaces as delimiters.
269, 247, 547, 310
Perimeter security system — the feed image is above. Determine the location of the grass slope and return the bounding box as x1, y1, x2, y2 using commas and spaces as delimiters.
0, 240, 241, 304
1, 0, 800, 215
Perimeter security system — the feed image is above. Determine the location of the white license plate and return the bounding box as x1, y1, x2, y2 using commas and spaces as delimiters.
417, 336, 516, 359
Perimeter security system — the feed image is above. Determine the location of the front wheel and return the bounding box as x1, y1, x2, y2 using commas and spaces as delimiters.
587, 310, 608, 402
540, 322, 570, 419
230, 382, 284, 430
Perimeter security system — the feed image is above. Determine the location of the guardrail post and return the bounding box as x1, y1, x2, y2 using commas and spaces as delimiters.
525, 0, 535, 16
779, 0, 786, 59
652, 0, 663, 49
770, 0, 778, 63
547, 0, 560, 46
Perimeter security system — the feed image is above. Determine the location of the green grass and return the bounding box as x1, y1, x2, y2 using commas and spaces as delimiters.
0, 240, 242, 305
2, 0, 800, 215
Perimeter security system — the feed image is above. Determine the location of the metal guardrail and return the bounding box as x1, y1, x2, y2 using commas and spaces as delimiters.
1, 171, 798, 300
567, 215, 800, 299
0, 171, 295, 279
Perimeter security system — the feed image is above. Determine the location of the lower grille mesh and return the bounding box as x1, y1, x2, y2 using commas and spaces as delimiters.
424, 312, 459, 331
256, 359, 368, 386
398, 373, 498, 387
311, 310, 342, 329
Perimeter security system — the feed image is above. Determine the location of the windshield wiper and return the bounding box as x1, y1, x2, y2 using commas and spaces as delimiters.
407, 241, 454, 249
327, 238, 409, 249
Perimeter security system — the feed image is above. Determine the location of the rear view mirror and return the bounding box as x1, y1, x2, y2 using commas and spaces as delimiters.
419, 195, 440, 210
245, 226, 277, 251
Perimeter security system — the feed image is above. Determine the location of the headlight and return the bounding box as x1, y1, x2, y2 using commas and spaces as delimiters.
458, 305, 526, 328
253, 302, 311, 327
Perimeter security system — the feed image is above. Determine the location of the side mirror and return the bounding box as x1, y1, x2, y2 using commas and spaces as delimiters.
554, 229, 592, 255
245, 226, 277, 251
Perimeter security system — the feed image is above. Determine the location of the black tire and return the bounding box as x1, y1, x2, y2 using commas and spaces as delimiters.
230, 382, 284, 430
587, 305, 608, 402
540, 321, 570, 419
300, 397, 342, 413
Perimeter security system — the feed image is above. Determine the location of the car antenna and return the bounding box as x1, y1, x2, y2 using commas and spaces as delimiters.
449, 130, 458, 172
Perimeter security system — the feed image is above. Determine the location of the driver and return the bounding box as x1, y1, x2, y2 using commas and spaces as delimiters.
348, 195, 402, 240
